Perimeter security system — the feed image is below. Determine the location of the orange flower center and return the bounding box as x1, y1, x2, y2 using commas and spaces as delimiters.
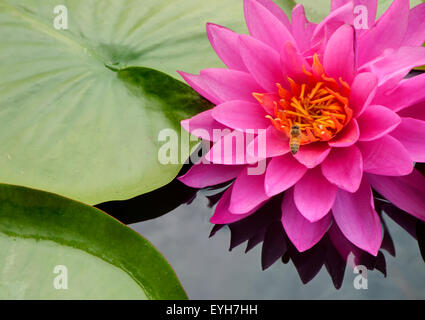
253, 54, 353, 154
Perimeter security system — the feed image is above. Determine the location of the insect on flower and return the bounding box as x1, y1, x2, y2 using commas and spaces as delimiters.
289, 125, 301, 155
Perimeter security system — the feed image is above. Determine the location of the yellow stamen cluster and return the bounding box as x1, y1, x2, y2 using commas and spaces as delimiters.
254, 54, 353, 146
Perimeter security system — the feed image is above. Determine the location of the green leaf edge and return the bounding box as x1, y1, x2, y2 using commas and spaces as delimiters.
0, 183, 188, 300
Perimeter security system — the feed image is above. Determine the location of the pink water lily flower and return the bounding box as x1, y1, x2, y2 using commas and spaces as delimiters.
178, 0, 425, 257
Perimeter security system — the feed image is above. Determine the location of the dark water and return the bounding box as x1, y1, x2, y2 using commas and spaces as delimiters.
129, 190, 425, 299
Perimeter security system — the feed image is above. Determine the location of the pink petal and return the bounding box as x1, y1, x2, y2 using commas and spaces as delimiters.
402, 3, 425, 46
212, 100, 269, 131
281, 188, 332, 252
255, 0, 291, 29
200, 68, 263, 103
357, 0, 409, 66
331, 0, 377, 30
178, 71, 220, 105
362, 47, 425, 92
238, 34, 283, 92
390, 117, 425, 162
324, 24, 355, 83
332, 176, 382, 256
349, 72, 378, 117
205, 130, 257, 164
264, 154, 307, 197
313, 2, 354, 42
368, 170, 425, 222
206, 23, 247, 72
181, 109, 228, 142
398, 100, 425, 121
357, 105, 401, 141
291, 4, 315, 52
328, 119, 360, 148
244, 0, 296, 52
229, 167, 270, 214
210, 186, 254, 224
178, 163, 243, 188
294, 167, 337, 222
248, 125, 290, 159
357, 135, 413, 176
374, 73, 425, 112
321, 145, 363, 193
294, 142, 331, 168
280, 41, 310, 83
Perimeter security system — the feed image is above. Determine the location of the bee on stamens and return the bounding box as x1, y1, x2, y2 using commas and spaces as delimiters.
289, 125, 301, 155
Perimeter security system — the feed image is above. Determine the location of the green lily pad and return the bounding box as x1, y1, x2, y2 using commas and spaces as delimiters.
0, 183, 187, 299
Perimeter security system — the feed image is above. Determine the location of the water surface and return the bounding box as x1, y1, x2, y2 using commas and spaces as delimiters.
131, 192, 425, 299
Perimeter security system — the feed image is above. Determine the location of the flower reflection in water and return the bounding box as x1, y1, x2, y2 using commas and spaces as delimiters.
97, 163, 425, 290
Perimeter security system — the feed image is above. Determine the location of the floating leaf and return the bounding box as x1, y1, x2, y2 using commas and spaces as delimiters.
0, 183, 187, 299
